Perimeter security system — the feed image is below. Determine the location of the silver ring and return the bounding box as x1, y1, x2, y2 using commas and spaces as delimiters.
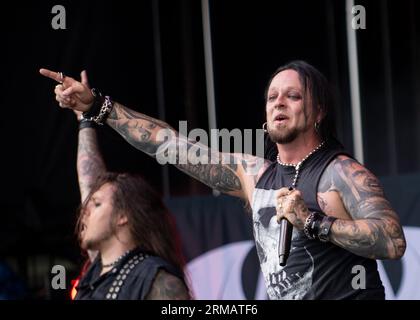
58, 72, 65, 84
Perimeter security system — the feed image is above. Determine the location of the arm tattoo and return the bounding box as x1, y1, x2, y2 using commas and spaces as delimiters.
146, 270, 190, 300
106, 103, 266, 196
77, 128, 106, 202
318, 156, 406, 259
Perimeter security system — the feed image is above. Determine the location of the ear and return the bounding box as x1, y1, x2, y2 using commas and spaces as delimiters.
116, 213, 128, 226
316, 106, 324, 123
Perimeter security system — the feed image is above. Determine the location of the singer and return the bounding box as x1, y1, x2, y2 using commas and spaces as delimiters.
40, 60, 405, 300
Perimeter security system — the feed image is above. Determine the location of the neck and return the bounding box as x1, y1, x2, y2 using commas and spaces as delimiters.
277, 132, 322, 164
99, 235, 136, 272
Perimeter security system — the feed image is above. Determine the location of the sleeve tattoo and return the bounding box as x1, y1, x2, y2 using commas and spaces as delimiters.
318, 156, 406, 260
77, 128, 107, 202
106, 103, 266, 198
146, 270, 190, 300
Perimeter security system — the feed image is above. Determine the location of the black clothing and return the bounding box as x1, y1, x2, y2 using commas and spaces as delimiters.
75, 247, 184, 300
252, 139, 385, 299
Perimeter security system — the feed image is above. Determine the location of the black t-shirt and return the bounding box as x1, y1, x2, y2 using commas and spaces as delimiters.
252, 139, 385, 299
75, 247, 184, 300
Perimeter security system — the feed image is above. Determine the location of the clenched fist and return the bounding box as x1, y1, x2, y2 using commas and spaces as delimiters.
275, 187, 310, 230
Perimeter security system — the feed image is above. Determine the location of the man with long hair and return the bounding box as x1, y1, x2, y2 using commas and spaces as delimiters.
69, 102, 190, 299
41, 60, 405, 299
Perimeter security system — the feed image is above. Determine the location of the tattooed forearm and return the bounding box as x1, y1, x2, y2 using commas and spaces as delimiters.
176, 163, 241, 193
77, 128, 107, 201
106, 102, 253, 196
107, 103, 166, 155
329, 218, 406, 259
146, 270, 190, 300
318, 156, 406, 259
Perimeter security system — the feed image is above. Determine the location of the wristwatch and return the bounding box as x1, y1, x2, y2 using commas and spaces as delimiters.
318, 216, 337, 242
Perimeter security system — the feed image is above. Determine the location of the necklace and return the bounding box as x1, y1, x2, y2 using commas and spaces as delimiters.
276, 141, 325, 188
101, 249, 132, 268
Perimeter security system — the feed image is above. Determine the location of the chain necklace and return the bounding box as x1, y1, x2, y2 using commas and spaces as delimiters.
276, 141, 325, 188
101, 249, 133, 268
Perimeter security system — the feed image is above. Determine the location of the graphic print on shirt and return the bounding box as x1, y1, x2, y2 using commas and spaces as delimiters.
252, 187, 314, 299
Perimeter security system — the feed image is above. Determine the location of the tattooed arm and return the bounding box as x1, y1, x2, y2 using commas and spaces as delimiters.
106, 102, 269, 202
317, 155, 406, 260
77, 126, 106, 202
38, 69, 268, 202
145, 270, 191, 300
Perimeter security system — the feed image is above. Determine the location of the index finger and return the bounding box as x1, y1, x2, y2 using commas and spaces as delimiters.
39, 68, 62, 83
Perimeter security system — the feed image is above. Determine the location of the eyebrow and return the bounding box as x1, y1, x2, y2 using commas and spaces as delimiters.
268, 86, 302, 94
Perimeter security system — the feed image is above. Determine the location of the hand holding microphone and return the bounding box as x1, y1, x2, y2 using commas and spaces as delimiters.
276, 187, 310, 266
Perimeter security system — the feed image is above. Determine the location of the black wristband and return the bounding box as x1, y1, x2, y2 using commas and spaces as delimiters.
83, 88, 104, 119
317, 215, 337, 242
311, 213, 323, 238
79, 118, 97, 130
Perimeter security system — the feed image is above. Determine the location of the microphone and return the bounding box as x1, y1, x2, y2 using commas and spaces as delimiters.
278, 218, 293, 266
278, 186, 294, 266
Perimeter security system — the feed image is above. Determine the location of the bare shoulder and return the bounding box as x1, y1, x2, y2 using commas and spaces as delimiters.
318, 154, 397, 220
146, 269, 190, 300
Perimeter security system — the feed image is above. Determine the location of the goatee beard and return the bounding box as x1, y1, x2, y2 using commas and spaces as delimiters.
268, 126, 299, 144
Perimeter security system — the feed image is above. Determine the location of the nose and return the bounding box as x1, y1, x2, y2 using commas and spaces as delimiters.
82, 204, 91, 217
273, 95, 286, 109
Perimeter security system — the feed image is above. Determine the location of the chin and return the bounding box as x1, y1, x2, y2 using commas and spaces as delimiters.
80, 238, 96, 251
80, 240, 89, 251
268, 128, 298, 144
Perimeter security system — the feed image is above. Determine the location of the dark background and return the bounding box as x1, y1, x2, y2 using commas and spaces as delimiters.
0, 0, 419, 299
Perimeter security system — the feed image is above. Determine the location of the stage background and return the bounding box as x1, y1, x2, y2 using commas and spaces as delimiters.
0, 0, 419, 299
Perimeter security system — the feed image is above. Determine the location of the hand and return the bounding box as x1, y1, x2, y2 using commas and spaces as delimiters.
39, 68, 94, 112
275, 187, 310, 230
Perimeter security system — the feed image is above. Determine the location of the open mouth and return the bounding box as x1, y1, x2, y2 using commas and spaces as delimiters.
274, 114, 288, 123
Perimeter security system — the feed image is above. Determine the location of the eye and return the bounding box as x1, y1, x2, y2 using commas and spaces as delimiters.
268, 95, 277, 102
94, 201, 101, 208
288, 93, 301, 101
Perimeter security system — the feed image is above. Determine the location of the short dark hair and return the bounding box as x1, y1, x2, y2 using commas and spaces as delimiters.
264, 60, 340, 161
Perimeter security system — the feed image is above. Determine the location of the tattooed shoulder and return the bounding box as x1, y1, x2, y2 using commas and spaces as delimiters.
146, 269, 190, 300
318, 155, 396, 220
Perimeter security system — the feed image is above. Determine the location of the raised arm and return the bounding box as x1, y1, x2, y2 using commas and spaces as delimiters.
106, 103, 268, 201
47, 69, 107, 202
77, 125, 106, 202
318, 155, 406, 260
39, 68, 269, 204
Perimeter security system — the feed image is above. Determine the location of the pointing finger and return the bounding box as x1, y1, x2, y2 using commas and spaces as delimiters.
80, 70, 89, 87
40, 68, 63, 83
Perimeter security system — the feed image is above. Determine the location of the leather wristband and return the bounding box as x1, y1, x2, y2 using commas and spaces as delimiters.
79, 117, 96, 130
82, 88, 104, 119
317, 216, 337, 242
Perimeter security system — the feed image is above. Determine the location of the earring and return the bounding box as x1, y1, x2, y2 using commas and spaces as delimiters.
262, 122, 268, 133
314, 122, 320, 132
